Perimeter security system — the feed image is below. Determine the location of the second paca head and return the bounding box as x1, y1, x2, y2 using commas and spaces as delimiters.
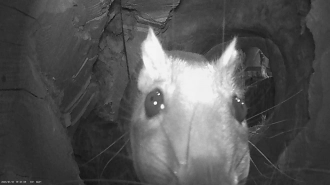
130, 28, 250, 185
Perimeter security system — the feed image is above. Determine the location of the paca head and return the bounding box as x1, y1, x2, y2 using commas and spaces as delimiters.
130, 28, 250, 185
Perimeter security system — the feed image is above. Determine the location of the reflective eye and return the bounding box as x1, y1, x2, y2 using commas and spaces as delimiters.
232, 96, 247, 123
144, 88, 165, 118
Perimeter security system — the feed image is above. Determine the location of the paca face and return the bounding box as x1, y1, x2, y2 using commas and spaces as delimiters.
130, 28, 250, 185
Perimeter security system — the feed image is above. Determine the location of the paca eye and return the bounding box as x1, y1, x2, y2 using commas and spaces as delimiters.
232, 96, 247, 123
144, 88, 165, 118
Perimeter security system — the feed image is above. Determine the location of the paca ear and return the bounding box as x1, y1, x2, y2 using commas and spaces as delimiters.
141, 28, 167, 80
215, 37, 239, 73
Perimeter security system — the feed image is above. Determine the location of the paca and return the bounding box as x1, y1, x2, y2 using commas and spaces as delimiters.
123, 28, 250, 185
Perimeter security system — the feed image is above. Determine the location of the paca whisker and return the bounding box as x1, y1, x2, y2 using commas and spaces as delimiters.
245, 77, 271, 89
248, 119, 292, 137
265, 119, 292, 127
81, 131, 129, 166
248, 140, 299, 182
99, 138, 130, 180
248, 141, 277, 178
268, 127, 306, 139
263, 165, 301, 183
246, 89, 303, 122
248, 156, 266, 179
248, 141, 273, 167
133, 137, 181, 183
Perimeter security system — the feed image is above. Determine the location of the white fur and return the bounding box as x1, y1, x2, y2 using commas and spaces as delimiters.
217, 37, 238, 67
141, 28, 167, 80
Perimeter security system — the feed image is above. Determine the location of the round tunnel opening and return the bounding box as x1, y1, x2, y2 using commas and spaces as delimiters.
242, 47, 275, 128
205, 39, 276, 131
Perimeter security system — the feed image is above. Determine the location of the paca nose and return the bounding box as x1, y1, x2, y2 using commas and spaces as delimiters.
172, 155, 240, 185
163, 104, 249, 185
